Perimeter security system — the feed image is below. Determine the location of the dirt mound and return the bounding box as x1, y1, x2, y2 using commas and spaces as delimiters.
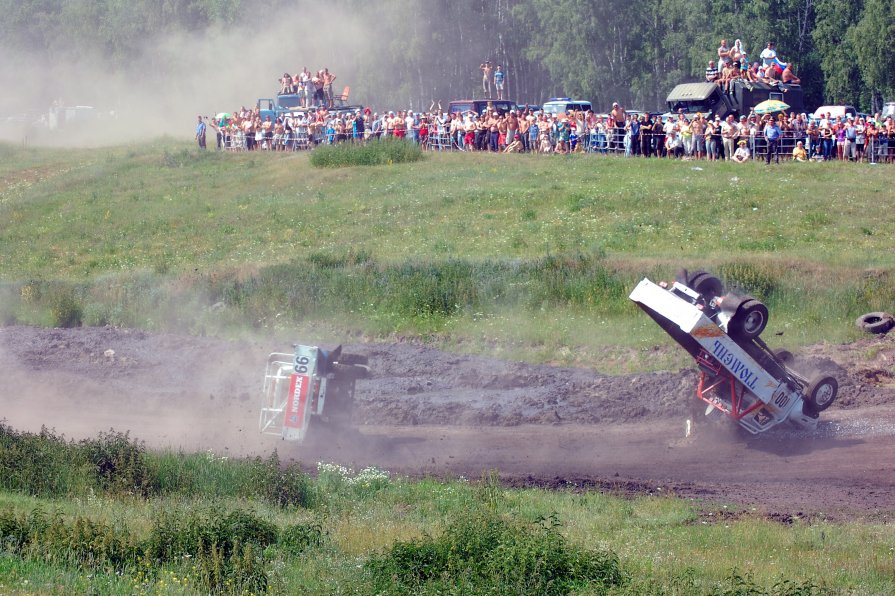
2, 325, 895, 517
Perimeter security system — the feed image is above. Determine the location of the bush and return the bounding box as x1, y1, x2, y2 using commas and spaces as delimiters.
49, 289, 83, 328
81, 430, 157, 497
0, 507, 139, 571
145, 507, 277, 562
0, 423, 92, 497
246, 451, 316, 508
309, 137, 424, 168
278, 521, 324, 555
365, 510, 623, 595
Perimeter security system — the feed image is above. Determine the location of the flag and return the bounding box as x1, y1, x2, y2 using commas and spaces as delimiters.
772, 57, 787, 75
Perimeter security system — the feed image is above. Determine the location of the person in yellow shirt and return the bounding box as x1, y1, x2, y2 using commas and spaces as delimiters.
792, 140, 808, 162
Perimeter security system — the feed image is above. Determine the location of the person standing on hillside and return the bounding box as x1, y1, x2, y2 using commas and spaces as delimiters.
494, 65, 505, 100
763, 116, 781, 164
721, 114, 738, 160
195, 115, 207, 149
610, 102, 625, 151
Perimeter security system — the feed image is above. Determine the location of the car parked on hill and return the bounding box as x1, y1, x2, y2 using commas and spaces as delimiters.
541, 98, 592, 116
448, 99, 516, 116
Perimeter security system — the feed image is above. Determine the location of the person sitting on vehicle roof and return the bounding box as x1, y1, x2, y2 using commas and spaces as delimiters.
280, 73, 294, 95
719, 60, 739, 92
705, 60, 719, 83
781, 63, 800, 85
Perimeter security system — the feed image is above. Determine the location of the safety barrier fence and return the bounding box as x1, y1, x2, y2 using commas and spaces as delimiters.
215, 126, 894, 161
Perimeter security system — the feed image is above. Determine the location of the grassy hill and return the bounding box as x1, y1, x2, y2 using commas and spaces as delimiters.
2, 141, 895, 593
1, 140, 893, 370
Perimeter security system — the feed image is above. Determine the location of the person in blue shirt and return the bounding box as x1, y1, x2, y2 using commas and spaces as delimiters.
195, 115, 207, 149
494, 65, 505, 100
763, 117, 781, 164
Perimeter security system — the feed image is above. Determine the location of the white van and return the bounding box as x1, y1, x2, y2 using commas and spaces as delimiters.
882, 102, 895, 120
812, 105, 857, 120
542, 98, 593, 116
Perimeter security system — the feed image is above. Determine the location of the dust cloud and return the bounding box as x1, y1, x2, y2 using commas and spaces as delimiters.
0, 6, 368, 147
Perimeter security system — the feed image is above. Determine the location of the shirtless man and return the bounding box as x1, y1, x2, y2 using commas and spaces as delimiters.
690, 113, 706, 160
610, 102, 625, 152
312, 73, 325, 107
505, 109, 518, 145
781, 64, 800, 85
497, 113, 508, 151
323, 68, 336, 107
480, 61, 493, 98
488, 111, 500, 151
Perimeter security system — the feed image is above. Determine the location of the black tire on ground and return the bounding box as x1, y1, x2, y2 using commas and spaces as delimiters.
729, 298, 769, 340
689, 272, 724, 301
773, 349, 794, 366
855, 312, 895, 335
805, 375, 838, 413
337, 353, 369, 366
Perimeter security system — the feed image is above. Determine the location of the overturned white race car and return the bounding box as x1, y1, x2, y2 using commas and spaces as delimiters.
629, 270, 838, 434
259, 344, 369, 442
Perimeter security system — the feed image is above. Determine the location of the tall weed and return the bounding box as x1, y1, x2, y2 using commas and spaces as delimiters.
364, 509, 623, 595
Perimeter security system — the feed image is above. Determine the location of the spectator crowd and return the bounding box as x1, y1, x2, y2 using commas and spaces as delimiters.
201, 59, 895, 164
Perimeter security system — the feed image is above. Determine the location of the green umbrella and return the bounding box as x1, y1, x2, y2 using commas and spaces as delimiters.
753, 100, 789, 115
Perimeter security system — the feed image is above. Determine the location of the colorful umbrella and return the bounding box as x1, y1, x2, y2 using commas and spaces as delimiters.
753, 100, 789, 115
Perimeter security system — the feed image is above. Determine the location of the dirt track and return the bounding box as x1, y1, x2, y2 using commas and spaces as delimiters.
2, 325, 895, 519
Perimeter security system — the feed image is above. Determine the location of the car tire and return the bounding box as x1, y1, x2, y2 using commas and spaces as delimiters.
729, 298, 769, 340
805, 375, 838, 413
855, 312, 895, 335
773, 349, 794, 365
688, 272, 724, 301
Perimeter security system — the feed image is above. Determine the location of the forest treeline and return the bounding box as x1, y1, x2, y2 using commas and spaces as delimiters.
2, 0, 893, 113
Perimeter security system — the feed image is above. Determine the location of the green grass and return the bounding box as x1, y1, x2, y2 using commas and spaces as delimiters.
1, 139, 893, 370
309, 136, 425, 167
1, 426, 894, 594
5, 140, 895, 591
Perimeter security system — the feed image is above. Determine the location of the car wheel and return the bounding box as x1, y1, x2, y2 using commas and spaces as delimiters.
729, 298, 769, 340
805, 375, 838, 412
855, 312, 895, 335
773, 349, 794, 365
688, 272, 724, 301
